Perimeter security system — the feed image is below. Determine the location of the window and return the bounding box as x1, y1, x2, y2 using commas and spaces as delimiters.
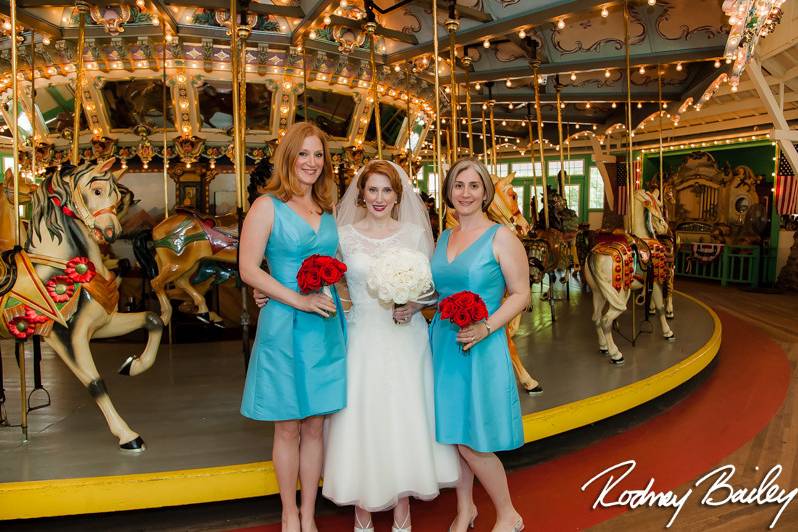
511, 162, 543, 178
2, 157, 13, 173
427, 172, 439, 198
589, 166, 605, 209
548, 159, 585, 176
513, 186, 525, 215
498, 163, 510, 177
565, 184, 580, 218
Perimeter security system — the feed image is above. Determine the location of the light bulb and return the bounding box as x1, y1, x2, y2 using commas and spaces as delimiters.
570, 72, 576, 81
518, 29, 526, 39
605, 69, 611, 78
648, 0, 656, 5
639, 65, 646, 75
601, 7, 609, 17
557, 19, 566, 30
483, 39, 490, 48
676, 63, 683, 71
611, 101, 617, 108
323, 15, 331, 25
714, 59, 721, 68
506, 79, 512, 87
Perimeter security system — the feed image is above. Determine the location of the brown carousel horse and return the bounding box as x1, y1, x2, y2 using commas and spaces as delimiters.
0, 159, 163, 449
446, 172, 542, 394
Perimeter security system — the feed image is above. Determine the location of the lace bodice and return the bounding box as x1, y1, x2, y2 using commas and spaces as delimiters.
338, 223, 429, 324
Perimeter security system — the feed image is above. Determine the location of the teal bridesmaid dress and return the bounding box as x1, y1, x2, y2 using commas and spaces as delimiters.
429, 224, 524, 452
241, 197, 347, 421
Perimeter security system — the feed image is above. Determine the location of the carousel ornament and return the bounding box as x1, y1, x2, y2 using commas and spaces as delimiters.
203, 145, 224, 170
89, 4, 132, 36
246, 146, 268, 163
174, 135, 206, 168
215, 8, 257, 35
330, 24, 366, 54
91, 136, 117, 162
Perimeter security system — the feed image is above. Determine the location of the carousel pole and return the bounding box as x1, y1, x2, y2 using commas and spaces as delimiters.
463, 57, 473, 155
29, 31, 36, 182
446, 2, 458, 160
555, 78, 566, 200
658, 64, 664, 194
624, 0, 634, 232
10, 0, 28, 442
230, 0, 251, 367
160, 16, 173, 345
405, 63, 413, 178
480, 105, 488, 165
302, 46, 309, 121
365, 7, 382, 160
71, 2, 88, 166
528, 39, 549, 229
489, 101, 497, 173
527, 104, 539, 226
431, 0, 443, 231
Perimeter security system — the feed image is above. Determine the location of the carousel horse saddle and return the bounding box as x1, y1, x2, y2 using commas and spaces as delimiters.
175, 208, 239, 254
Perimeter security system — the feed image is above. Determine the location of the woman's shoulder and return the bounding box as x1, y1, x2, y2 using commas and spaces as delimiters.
248, 194, 276, 217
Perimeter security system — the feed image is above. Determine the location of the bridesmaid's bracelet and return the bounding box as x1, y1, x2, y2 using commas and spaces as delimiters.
484, 320, 492, 336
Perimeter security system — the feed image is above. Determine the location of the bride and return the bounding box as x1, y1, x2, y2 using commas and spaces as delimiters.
323, 160, 460, 531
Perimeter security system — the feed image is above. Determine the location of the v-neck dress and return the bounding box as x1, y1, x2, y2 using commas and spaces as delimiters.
241, 197, 347, 421
429, 224, 524, 452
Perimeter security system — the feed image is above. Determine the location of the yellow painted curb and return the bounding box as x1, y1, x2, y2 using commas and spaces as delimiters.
0, 292, 721, 520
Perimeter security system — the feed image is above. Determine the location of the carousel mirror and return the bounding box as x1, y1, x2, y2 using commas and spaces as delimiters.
365, 102, 406, 147
295, 88, 356, 139
101, 78, 174, 130
197, 80, 274, 132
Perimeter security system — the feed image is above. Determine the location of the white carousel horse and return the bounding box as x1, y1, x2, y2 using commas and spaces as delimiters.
583, 189, 675, 365
0, 159, 164, 450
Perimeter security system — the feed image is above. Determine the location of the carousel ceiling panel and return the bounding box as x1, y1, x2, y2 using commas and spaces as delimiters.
295, 88, 356, 139
101, 78, 174, 130
196, 80, 274, 131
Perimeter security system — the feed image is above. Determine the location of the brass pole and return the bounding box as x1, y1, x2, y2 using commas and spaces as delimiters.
527, 106, 538, 224
480, 106, 488, 166
489, 101, 497, 173
302, 45, 309, 122
10, 0, 28, 442
658, 64, 664, 195
555, 82, 565, 200
566, 121, 572, 189
624, 0, 634, 231
161, 21, 169, 221
366, 22, 382, 159
237, 15, 250, 210
432, 0, 443, 230
446, 10, 459, 159
30, 31, 36, 184
71, 2, 88, 165
405, 63, 413, 178
230, 0, 244, 206
463, 57, 473, 155
531, 68, 549, 229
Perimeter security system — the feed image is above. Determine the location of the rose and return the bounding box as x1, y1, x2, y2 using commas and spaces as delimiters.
439, 298, 456, 319
452, 309, 472, 328
456, 291, 478, 309
319, 264, 340, 285
469, 304, 487, 323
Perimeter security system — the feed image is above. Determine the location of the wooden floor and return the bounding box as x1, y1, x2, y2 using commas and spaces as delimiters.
593, 279, 798, 531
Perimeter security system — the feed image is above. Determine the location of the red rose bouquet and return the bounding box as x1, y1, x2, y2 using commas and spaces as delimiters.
439, 291, 489, 346
296, 255, 347, 312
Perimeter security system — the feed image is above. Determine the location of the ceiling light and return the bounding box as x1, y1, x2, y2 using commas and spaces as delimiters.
676, 62, 683, 71
323, 15, 332, 25
605, 69, 611, 78
483, 39, 490, 48
570, 72, 576, 81
611, 101, 617, 108
506, 79, 512, 87
638, 65, 646, 75
518, 29, 526, 39
474, 82, 481, 90
637, 101, 643, 108
648, 0, 656, 5
557, 19, 566, 30
714, 59, 721, 68
601, 7, 609, 17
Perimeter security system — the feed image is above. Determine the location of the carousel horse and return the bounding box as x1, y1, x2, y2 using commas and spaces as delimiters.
135, 209, 238, 327
0, 159, 163, 449
583, 189, 675, 365
446, 173, 542, 394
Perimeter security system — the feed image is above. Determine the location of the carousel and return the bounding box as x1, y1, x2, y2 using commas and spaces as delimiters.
0, 0, 794, 522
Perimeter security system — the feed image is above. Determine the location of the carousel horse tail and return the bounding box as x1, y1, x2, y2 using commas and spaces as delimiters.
132, 229, 158, 279
586, 251, 628, 313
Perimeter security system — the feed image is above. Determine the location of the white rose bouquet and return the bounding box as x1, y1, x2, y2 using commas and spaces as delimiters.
367, 247, 435, 323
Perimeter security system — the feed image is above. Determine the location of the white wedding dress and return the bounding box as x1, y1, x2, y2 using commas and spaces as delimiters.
322, 223, 460, 511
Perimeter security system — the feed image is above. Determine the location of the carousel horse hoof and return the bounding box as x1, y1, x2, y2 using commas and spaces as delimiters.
664, 332, 676, 342
212, 320, 225, 329
118, 356, 136, 376
599, 348, 609, 355
196, 312, 211, 324
609, 356, 625, 366
666, 312, 675, 320
526, 385, 544, 396
120, 436, 146, 452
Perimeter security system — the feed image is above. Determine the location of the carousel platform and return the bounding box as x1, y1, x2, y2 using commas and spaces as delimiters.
0, 289, 720, 520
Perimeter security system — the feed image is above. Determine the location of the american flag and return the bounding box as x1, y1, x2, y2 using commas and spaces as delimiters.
615, 162, 628, 215
775, 152, 797, 215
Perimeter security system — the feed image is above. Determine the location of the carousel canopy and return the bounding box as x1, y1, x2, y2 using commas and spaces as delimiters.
0, 1, 794, 162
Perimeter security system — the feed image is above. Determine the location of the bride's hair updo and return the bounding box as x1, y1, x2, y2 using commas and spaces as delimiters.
356, 160, 404, 207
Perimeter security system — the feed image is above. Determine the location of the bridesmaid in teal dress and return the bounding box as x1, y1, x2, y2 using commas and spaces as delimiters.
430, 158, 530, 532
239, 122, 346, 532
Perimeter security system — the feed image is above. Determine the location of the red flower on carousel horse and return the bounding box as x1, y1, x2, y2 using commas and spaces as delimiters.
65, 257, 96, 284
46, 275, 76, 303
7, 306, 49, 340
